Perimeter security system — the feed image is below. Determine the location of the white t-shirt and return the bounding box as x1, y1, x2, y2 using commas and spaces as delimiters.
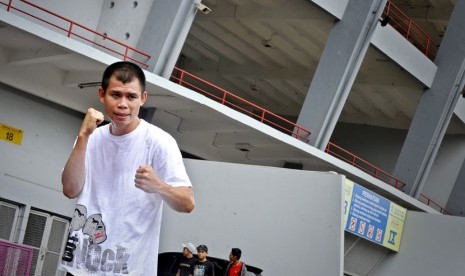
61, 119, 191, 275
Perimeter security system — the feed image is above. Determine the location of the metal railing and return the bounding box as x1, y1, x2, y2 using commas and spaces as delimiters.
1, 0, 151, 67
170, 67, 312, 142
325, 142, 406, 190
170, 67, 452, 214
326, 142, 450, 214
383, 0, 439, 60
419, 194, 451, 215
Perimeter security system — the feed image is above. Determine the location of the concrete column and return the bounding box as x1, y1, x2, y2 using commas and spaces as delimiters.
392, 1, 465, 197
296, 0, 387, 150
446, 158, 465, 216
137, 0, 199, 78
95, 0, 156, 65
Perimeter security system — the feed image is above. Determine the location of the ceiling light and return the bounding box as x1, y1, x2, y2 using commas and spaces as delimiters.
77, 82, 101, 89
250, 83, 258, 91
235, 143, 253, 152
262, 39, 273, 48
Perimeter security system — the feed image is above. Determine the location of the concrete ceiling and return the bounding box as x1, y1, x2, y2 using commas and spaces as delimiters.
181, 0, 464, 132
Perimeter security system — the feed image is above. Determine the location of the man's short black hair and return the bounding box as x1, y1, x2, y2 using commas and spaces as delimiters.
231, 248, 242, 259
101, 61, 146, 92
197, 244, 208, 253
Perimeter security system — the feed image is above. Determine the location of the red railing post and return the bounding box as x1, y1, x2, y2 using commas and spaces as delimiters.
406, 19, 412, 39
425, 38, 431, 57
179, 70, 184, 85
123, 47, 129, 61
221, 91, 227, 105
67, 22, 73, 37
7, 0, 13, 11
260, 110, 266, 123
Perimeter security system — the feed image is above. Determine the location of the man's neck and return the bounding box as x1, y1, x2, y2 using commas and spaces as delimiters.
109, 117, 141, 136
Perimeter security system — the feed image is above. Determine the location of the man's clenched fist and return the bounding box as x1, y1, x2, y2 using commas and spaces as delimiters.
79, 108, 104, 137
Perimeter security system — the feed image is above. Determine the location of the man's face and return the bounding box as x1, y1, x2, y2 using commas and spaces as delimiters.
182, 247, 190, 257
99, 75, 147, 135
229, 252, 237, 262
198, 250, 207, 261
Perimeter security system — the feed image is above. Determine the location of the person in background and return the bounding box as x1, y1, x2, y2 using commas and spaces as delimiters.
177, 242, 198, 276
60, 61, 195, 276
224, 248, 247, 276
192, 244, 215, 276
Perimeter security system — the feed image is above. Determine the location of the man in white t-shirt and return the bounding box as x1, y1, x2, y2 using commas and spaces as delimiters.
60, 61, 195, 275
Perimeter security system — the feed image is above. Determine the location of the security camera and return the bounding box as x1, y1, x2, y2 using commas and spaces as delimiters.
195, 3, 212, 14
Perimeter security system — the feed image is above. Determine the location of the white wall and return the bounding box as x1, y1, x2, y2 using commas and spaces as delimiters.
422, 135, 465, 207
369, 211, 465, 276
332, 123, 405, 172
160, 159, 345, 276
0, 84, 79, 216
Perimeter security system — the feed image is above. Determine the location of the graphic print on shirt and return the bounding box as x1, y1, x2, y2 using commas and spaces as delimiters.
193, 263, 208, 276
83, 214, 107, 244
62, 204, 130, 274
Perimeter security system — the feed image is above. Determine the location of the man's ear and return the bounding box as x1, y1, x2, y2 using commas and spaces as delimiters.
141, 91, 148, 105
98, 87, 105, 103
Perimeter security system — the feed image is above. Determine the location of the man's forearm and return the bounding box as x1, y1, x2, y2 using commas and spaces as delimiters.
62, 136, 88, 198
160, 186, 195, 213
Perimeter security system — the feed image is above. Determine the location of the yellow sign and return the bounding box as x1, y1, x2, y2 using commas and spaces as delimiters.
383, 202, 407, 251
0, 123, 24, 145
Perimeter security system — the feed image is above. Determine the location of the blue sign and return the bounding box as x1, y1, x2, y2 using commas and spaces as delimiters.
344, 180, 406, 251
